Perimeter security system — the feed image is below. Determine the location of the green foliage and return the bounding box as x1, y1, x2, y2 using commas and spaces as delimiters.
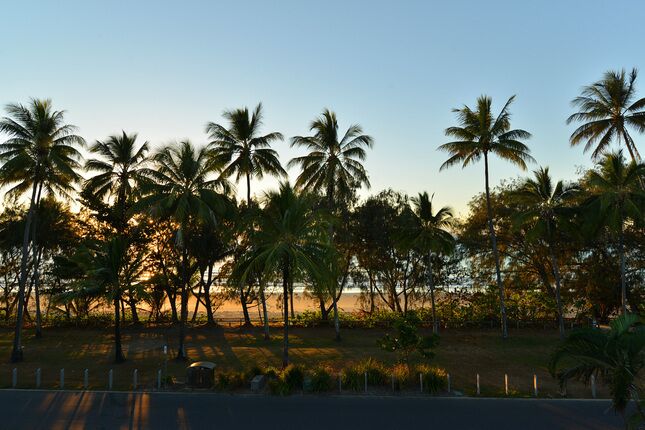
307, 366, 334, 392
378, 313, 438, 363
417, 364, 448, 393
550, 313, 645, 418
215, 371, 247, 391
342, 358, 388, 391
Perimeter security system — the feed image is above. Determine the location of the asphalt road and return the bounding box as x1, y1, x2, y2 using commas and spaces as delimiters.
1, 390, 623, 430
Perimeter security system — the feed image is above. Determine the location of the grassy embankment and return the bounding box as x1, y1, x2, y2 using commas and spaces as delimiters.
0, 325, 604, 397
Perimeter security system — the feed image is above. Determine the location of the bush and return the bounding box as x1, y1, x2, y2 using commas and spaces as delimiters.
308, 366, 334, 392
390, 363, 410, 390
342, 358, 388, 391
416, 364, 448, 394
266, 364, 305, 395
214, 371, 247, 390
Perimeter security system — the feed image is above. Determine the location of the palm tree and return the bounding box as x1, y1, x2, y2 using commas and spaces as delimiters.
568, 68, 645, 162
236, 183, 329, 367
439, 95, 533, 339
409, 192, 456, 335
206, 103, 285, 205
83, 132, 150, 323
206, 103, 285, 326
549, 313, 644, 424
289, 109, 373, 340
83, 131, 150, 232
0, 99, 84, 362
513, 167, 579, 338
586, 151, 644, 315
56, 237, 144, 363
137, 140, 231, 360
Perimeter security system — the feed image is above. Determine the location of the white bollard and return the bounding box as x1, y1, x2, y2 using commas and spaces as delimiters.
108, 369, 113, 390
133, 369, 138, 390
504, 374, 508, 395
59, 369, 64, 389
364, 372, 368, 393
12, 368, 17, 388
447, 373, 451, 393
476, 374, 480, 395
533, 374, 538, 397
157, 369, 162, 391
83, 369, 89, 390
420, 373, 424, 393
35, 368, 41, 389
590, 374, 596, 398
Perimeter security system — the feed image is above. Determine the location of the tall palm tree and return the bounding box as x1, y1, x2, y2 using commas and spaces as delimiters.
0, 99, 84, 362
409, 192, 456, 335
289, 109, 373, 340
137, 140, 231, 360
439, 95, 533, 339
568, 68, 645, 162
586, 151, 644, 315
513, 167, 579, 338
206, 103, 285, 205
83, 131, 150, 232
206, 103, 285, 326
549, 313, 645, 424
236, 183, 329, 367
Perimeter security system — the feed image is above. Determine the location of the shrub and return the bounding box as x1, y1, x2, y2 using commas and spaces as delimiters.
214, 371, 247, 390
379, 313, 439, 364
416, 364, 448, 394
308, 366, 334, 392
390, 363, 411, 390
282, 364, 305, 391
342, 358, 388, 391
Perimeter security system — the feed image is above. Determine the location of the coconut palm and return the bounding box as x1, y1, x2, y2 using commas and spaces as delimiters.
0, 99, 84, 362
83, 131, 150, 232
568, 68, 645, 162
586, 151, 645, 315
289, 109, 373, 340
236, 182, 329, 367
549, 313, 645, 424
513, 167, 579, 338
137, 140, 231, 360
439, 95, 533, 339
409, 192, 456, 335
206, 103, 285, 205
206, 104, 285, 326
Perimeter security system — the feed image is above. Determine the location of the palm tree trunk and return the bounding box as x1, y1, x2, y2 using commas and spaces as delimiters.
289, 280, 295, 319
484, 153, 508, 339
114, 294, 125, 363
11, 175, 40, 363
282, 264, 290, 368
260, 281, 270, 340
177, 247, 189, 360
619, 211, 627, 315
427, 252, 438, 335
246, 172, 252, 206
240, 287, 252, 326
332, 296, 340, 341
204, 265, 215, 325
548, 245, 565, 338
33, 248, 43, 338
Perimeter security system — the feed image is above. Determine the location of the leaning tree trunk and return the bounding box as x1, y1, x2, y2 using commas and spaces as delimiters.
619, 211, 627, 316
31, 182, 44, 338
177, 248, 189, 360
484, 154, 508, 339
260, 281, 270, 340
203, 265, 215, 325
282, 264, 290, 368
11, 175, 40, 363
114, 294, 126, 363
427, 252, 438, 335
332, 295, 341, 341
549, 246, 565, 338
240, 287, 252, 327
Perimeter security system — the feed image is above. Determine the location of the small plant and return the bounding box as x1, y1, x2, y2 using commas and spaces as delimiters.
390, 363, 411, 390
378, 313, 438, 364
214, 371, 247, 390
308, 366, 334, 392
417, 364, 448, 394
342, 358, 388, 391
282, 364, 305, 391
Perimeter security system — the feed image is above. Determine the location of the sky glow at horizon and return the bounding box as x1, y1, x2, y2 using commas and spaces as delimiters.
1, 0, 644, 216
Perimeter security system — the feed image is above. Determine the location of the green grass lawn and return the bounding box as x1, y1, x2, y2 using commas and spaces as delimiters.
0, 325, 604, 398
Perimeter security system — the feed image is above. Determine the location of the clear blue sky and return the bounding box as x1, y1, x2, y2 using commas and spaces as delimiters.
2, 0, 644, 215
